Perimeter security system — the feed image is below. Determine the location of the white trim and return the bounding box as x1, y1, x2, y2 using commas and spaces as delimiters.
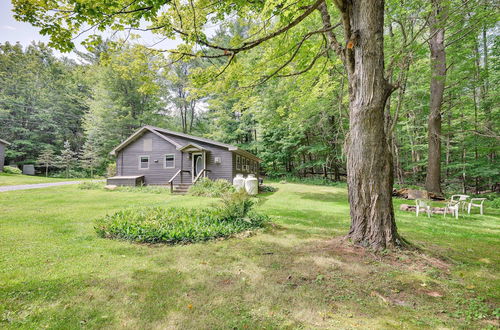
110, 127, 181, 155
138, 155, 150, 170
236, 155, 241, 171
191, 152, 203, 182
164, 154, 175, 169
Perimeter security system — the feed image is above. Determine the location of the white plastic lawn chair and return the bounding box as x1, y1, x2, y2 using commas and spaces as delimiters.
451, 194, 470, 211
415, 199, 431, 218
468, 198, 486, 215
444, 201, 459, 219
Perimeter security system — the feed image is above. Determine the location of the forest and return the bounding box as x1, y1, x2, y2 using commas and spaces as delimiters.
1, 0, 498, 198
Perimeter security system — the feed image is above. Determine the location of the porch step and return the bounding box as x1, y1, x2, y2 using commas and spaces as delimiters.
172, 183, 192, 195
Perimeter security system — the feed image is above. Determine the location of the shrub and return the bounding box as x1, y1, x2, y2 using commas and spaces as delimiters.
488, 197, 500, 209
259, 184, 277, 193
215, 190, 255, 219
3, 166, 22, 174
188, 177, 235, 197
95, 191, 268, 244
106, 163, 116, 177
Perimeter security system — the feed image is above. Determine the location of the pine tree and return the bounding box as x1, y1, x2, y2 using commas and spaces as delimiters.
57, 141, 77, 178
79, 142, 100, 178
36, 147, 55, 177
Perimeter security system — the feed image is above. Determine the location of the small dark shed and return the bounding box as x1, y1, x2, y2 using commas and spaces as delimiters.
0, 138, 10, 172
107, 126, 261, 192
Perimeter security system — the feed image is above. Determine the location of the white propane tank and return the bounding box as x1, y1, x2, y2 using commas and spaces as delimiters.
245, 174, 258, 196
233, 174, 246, 191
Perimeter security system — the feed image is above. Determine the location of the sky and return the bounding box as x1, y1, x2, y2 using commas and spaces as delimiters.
0, 1, 180, 60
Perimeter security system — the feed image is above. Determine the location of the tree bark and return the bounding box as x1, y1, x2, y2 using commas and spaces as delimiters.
425, 0, 446, 194
334, 0, 405, 249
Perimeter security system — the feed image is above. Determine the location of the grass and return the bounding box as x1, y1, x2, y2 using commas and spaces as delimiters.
0, 173, 88, 186
0, 183, 498, 328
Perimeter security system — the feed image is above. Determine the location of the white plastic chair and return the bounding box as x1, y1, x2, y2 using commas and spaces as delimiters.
468, 198, 486, 215
444, 200, 459, 219
451, 194, 470, 211
416, 199, 431, 218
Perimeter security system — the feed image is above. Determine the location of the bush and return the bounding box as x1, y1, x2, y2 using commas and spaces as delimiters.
107, 163, 116, 177
259, 184, 277, 193
94, 191, 268, 244
3, 166, 22, 174
488, 197, 500, 209
188, 177, 235, 197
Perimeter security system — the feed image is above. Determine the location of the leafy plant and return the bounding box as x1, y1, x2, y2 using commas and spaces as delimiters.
452, 296, 494, 321
259, 185, 278, 193
94, 191, 268, 244
106, 163, 116, 177
188, 177, 235, 197
2, 166, 21, 174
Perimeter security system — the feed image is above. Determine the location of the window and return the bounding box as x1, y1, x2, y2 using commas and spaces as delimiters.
143, 139, 152, 151
139, 156, 149, 170
236, 155, 241, 170
164, 154, 175, 168
245, 158, 250, 172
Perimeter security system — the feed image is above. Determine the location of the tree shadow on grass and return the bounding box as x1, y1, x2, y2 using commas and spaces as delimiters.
294, 191, 348, 203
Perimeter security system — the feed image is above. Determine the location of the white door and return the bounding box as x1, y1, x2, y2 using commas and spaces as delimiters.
192, 153, 204, 181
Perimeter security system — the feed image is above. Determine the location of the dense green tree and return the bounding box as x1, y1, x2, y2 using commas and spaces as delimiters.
8, 0, 500, 248
82, 43, 169, 159
0, 42, 88, 164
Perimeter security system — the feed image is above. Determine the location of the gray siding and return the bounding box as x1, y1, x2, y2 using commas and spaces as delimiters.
232, 151, 259, 180
158, 132, 234, 183
116, 131, 236, 185
0, 143, 5, 172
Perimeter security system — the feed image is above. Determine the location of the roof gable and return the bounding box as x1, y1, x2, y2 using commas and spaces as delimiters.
109, 127, 181, 155
109, 125, 261, 162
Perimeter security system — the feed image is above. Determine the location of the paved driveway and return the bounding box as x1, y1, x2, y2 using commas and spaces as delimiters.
0, 181, 85, 192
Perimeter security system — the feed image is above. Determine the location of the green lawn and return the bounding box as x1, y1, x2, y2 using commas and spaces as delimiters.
0, 183, 498, 328
0, 173, 89, 186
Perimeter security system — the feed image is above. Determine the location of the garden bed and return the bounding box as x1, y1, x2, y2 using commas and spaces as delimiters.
95, 191, 268, 244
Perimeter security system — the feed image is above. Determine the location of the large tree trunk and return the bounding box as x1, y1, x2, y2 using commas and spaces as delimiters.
340, 0, 404, 249
425, 0, 446, 194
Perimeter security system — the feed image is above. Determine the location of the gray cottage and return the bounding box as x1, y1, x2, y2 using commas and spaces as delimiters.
108, 126, 260, 193
0, 138, 10, 172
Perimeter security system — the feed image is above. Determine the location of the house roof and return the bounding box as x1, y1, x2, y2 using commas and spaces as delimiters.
109, 125, 261, 162
0, 138, 10, 145
177, 142, 207, 152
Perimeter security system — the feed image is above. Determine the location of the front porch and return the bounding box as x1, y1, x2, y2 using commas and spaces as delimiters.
168, 143, 211, 193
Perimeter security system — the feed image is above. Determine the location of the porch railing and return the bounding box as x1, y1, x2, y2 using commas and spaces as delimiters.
168, 169, 191, 193
193, 169, 211, 184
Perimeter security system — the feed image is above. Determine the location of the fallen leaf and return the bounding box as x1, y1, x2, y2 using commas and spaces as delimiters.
426, 291, 443, 297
